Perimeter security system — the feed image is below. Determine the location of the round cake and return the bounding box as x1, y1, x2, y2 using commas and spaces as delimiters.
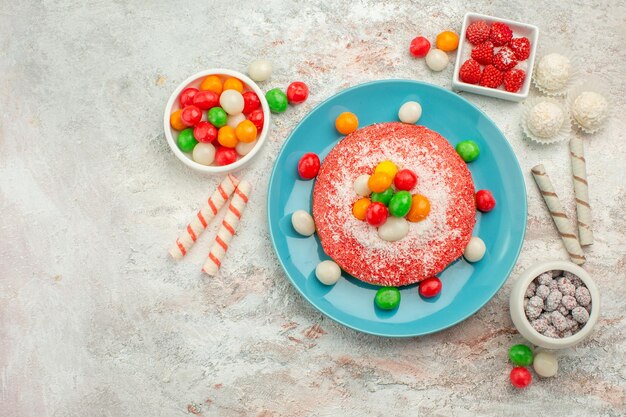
312, 122, 476, 286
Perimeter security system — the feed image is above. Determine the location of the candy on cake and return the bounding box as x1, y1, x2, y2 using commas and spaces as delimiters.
533, 52, 574, 95
521, 97, 571, 144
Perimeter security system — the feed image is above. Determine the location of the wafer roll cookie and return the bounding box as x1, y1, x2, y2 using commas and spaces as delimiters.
168, 174, 239, 260
569, 137, 593, 246
531, 164, 585, 265
202, 180, 251, 276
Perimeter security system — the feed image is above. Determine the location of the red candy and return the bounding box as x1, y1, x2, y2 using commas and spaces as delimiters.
493, 46, 518, 71
489, 22, 513, 46
509, 37, 531, 61
247, 108, 264, 131
459, 59, 482, 84
466, 21, 490, 45
242, 91, 261, 114
365, 202, 388, 227
214, 146, 238, 166
471, 41, 494, 65
193, 121, 217, 143
181, 105, 202, 126
192, 90, 219, 110
510, 367, 532, 388
286, 82, 309, 104
394, 169, 418, 191
297, 153, 320, 180
476, 190, 496, 212
419, 276, 442, 298
179, 87, 198, 107
409, 36, 431, 58
504, 69, 526, 93
479, 65, 504, 88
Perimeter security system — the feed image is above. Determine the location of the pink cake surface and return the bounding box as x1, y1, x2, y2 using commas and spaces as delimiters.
312, 122, 476, 286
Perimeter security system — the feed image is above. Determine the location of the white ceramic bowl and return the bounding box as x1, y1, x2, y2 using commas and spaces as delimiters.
452, 12, 539, 102
510, 260, 600, 349
163, 68, 271, 174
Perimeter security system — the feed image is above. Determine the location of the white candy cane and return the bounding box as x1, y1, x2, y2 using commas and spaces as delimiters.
202, 180, 251, 276
168, 174, 239, 260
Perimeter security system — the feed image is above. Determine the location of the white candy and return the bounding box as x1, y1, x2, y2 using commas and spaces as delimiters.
398, 101, 422, 124
192, 143, 216, 165
463, 236, 486, 262
572, 91, 608, 131
227, 113, 246, 129
291, 210, 315, 236
425, 49, 449, 72
219, 90, 244, 115
535, 53, 570, 91
377, 217, 409, 242
353, 174, 371, 196
236, 139, 257, 156
527, 101, 565, 138
533, 351, 558, 378
248, 59, 272, 82
315, 260, 342, 285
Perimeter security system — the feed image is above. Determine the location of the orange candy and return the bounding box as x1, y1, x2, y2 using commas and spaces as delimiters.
200, 75, 223, 95
235, 120, 257, 143
169, 109, 187, 131
352, 198, 371, 221
217, 126, 238, 148
368, 172, 393, 193
335, 112, 359, 135
223, 77, 244, 93
436, 31, 459, 52
407, 194, 431, 222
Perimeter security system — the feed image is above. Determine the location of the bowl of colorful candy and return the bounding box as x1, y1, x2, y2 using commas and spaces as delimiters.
164, 69, 270, 173
510, 260, 600, 349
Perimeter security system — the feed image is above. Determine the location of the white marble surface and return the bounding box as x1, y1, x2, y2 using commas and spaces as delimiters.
1, 1, 625, 416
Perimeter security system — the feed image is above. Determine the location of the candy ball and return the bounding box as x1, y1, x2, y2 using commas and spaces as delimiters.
533, 351, 558, 378
291, 210, 315, 236
192, 90, 219, 110
298, 153, 320, 180
208, 107, 228, 128
455, 140, 480, 162
508, 344, 534, 366
214, 146, 237, 166
335, 112, 359, 135
394, 169, 417, 191
223, 77, 243, 93
200, 75, 223, 95
235, 120, 257, 143
287, 81, 309, 104
248, 59, 272, 82
398, 101, 422, 124
366, 202, 389, 227
192, 143, 216, 166
266, 88, 288, 113
177, 128, 198, 152
235, 140, 257, 156
242, 91, 261, 114
371, 188, 394, 206
181, 105, 202, 126
406, 194, 430, 222
353, 174, 371, 197
388, 191, 412, 217
220, 90, 245, 115
374, 160, 398, 179
315, 260, 342, 285
180, 87, 198, 107
378, 217, 409, 242
419, 277, 442, 298
436, 31, 460, 52
193, 121, 217, 143
463, 236, 486, 262
375, 287, 401, 310
170, 109, 187, 131
247, 108, 265, 131
476, 190, 496, 212
510, 367, 532, 388
425, 49, 449, 72
368, 172, 393, 193
352, 198, 371, 221
409, 36, 431, 58
227, 113, 246, 129
217, 126, 238, 148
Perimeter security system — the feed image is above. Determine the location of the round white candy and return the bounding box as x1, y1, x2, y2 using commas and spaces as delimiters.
463, 236, 486, 262
291, 210, 315, 236
315, 260, 342, 285
236, 139, 257, 156
219, 90, 244, 115
535, 53, 570, 91
398, 101, 422, 124
377, 217, 409, 242
425, 49, 449, 72
527, 101, 565, 138
248, 59, 272, 82
353, 174, 371, 196
192, 143, 216, 166
533, 351, 558, 378
227, 113, 246, 129
572, 91, 608, 131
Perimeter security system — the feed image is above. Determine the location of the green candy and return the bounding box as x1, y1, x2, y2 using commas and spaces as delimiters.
375, 287, 401, 310
508, 344, 533, 366
266, 88, 288, 113
388, 190, 412, 217
177, 128, 198, 152
208, 107, 228, 127
371, 188, 394, 206
455, 140, 480, 162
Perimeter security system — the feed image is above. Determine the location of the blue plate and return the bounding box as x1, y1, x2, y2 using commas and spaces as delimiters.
267, 80, 527, 337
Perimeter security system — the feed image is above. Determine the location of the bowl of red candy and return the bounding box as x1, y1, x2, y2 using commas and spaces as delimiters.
163, 69, 270, 174
452, 12, 539, 102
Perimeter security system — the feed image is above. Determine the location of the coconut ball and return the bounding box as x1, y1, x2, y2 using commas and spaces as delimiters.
535, 53, 571, 91
572, 91, 608, 131
527, 101, 565, 138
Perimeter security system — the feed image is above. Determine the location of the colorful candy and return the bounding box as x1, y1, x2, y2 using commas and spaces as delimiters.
291, 210, 316, 236
287, 81, 309, 104
476, 190, 496, 212
463, 236, 486, 262
297, 153, 320, 180
248, 59, 272, 82
393, 169, 417, 191
378, 217, 409, 242
193, 121, 217, 143
181, 105, 202, 126
368, 172, 393, 193
533, 351, 558, 377
217, 126, 238, 148
335, 112, 359, 135
235, 120, 258, 143
200, 75, 223, 95
508, 344, 534, 366
406, 194, 430, 222
352, 198, 371, 221
242, 91, 261, 114
455, 140, 480, 162
208, 107, 228, 128
192, 90, 219, 110
366, 202, 388, 227
266, 88, 288, 113
214, 146, 237, 166
425, 49, 449, 72
419, 277, 442, 298
180, 87, 198, 107
374, 287, 401, 310
315, 260, 342, 285
223, 77, 243, 93
177, 128, 197, 152
388, 191, 412, 217
374, 160, 398, 179
247, 108, 264, 131
509, 367, 532, 388
220, 90, 245, 115
371, 188, 394, 206
398, 101, 422, 124
170, 109, 186, 130
353, 174, 372, 196
409, 36, 431, 58
192, 143, 216, 165
436, 30, 459, 52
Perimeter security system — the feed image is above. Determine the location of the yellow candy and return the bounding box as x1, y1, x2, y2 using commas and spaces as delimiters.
200, 75, 223, 95
223, 77, 244, 93
235, 120, 257, 143
368, 172, 393, 193
352, 198, 371, 221
374, 160, 398, 179
407, 194, 430, 222
169, 109, 186, 131
217, 126, 238, 148
436, 31, 459, 52
335, 112, 359, 135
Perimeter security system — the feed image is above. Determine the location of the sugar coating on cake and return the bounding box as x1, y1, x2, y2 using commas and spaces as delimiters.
312, 122, 476, 286
535, 53, 570, 91
527, 101, 565, 138
572, 91, 608, 131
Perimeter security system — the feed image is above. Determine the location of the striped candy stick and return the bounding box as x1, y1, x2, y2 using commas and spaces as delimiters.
168, 174, 239, 260
202, 180, 251, 276
569, 137, 593, 246
531, 164, 585, 265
